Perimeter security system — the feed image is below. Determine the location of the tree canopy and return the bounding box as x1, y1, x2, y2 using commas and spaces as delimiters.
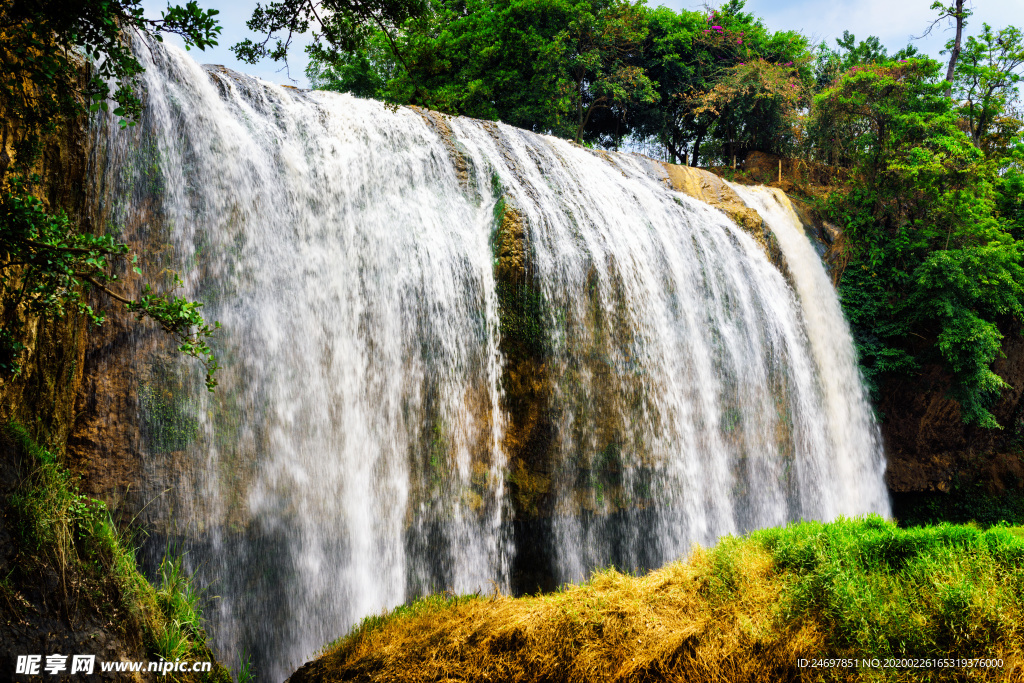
814, 58, 1024, 427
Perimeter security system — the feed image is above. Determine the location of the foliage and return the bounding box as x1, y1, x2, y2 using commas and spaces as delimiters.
7, 422, 102, 572
555, 0, 657, 143
5, 422, 228, 678
623, 5, 707, 162
951, 23, 1024, 147
632, 1, 810, 165
305, 0, 813, 153
688, 57, 808, 161
815, 59, 1024, 427
306, 28, 399, 98
0, 0, 220, 135
306, 0, 657, 144
996, 155, 1024, 241
299, 517, 1024, 682
232, 0, 426, 73
0, 0, 222, 390
813, 30, 919, 90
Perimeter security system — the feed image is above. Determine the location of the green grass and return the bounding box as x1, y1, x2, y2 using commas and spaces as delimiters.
751, 516, 1024, 661
5, 422, 231, 681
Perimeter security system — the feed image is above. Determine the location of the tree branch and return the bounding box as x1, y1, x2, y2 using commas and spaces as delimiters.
82, 275, 132, 305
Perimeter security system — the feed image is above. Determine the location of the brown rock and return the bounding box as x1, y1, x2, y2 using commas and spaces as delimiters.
661, 163, 790, 278
881, 320, 1024, 493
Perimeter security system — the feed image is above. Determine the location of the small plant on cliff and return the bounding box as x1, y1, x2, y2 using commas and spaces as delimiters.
5, 422, 230, 679
0, 0, 223, 389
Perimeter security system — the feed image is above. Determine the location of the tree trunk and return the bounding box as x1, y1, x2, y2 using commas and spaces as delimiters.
664, 137, 682, 165
944, 0, 966, 97
575, 78, 585, 143
691, 126, 706, 167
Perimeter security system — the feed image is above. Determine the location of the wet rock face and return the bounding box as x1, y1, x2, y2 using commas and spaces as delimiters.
0, 111, 90, 451
64, 121, 183, 519
412, 107, 481, 199
0, 99, 168, 680
492, 202, 555, 520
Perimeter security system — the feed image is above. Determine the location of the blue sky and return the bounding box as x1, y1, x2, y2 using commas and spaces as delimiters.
145, 0, 1024, 88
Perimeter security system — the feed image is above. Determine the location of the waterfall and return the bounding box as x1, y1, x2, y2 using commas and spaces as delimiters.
91, 40, 888, 680
729, 184, 889, 517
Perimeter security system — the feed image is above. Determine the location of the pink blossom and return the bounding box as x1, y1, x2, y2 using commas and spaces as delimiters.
737, 38, 742, 44
712, 25, 723, 30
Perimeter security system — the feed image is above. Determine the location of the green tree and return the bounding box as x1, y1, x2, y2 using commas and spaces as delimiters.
813, 31, 919, 89
628, 0, 810, 165
232, 0, 427, 71
306, 29, 399, 97
305, 0, 656, 145
350, 0, 571, 131
624, 6, 704, 163
688, 57, 808, 162
0, 0, 223, 389
997, 165, 1024, 243
952, 23, 1024, 148
556, 0, 656, 143
921, 0, 972, 95
816, 59, 1024, 427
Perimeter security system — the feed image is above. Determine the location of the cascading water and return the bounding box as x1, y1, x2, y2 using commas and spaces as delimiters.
91, 39, 888, 680
729, 184, 889, 518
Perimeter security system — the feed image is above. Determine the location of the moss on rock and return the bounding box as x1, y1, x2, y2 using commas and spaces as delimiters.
491, 198, 556, 520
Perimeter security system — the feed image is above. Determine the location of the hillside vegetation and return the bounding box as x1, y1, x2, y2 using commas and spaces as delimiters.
289, 517, 1024, 683
0, 423, 232, 680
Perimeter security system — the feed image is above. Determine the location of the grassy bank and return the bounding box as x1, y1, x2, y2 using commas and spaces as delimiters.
291, 516, 1024, 682
1, 422, 231, 681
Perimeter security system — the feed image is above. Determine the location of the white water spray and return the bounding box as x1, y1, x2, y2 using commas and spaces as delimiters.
730, 184, 889, 517
90, 41, 888, 679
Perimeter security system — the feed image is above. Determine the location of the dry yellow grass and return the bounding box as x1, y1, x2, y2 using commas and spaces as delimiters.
289, 519, 1024, 683
290, 547, 829, 682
